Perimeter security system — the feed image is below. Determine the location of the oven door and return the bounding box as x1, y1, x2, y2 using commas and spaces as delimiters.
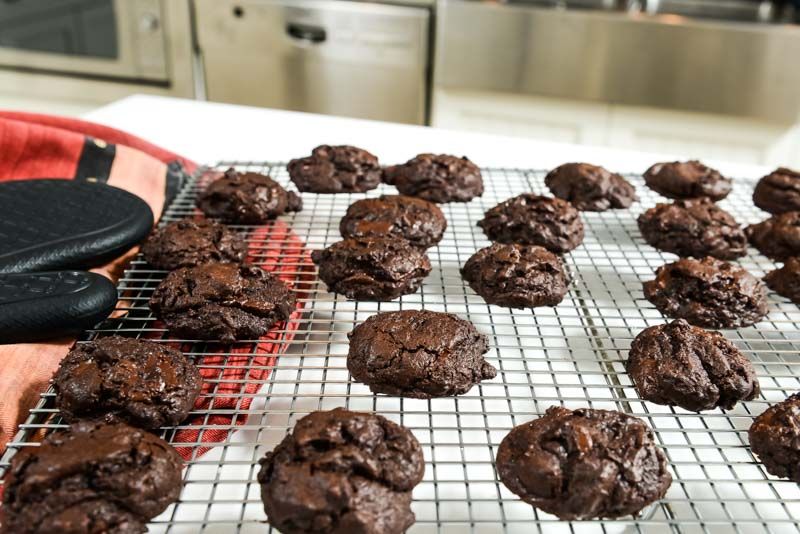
0, 0, 169, 82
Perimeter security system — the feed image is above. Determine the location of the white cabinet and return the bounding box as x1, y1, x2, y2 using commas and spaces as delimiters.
432, 89, 609, 146
608, 106, 800, 166
432, 88, 800, 167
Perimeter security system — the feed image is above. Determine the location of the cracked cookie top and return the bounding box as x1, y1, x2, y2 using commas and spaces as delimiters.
197, 168, 302, 224
141, 219, 247, 270
643, 160, 731, 201
753, 167, 800, 214
637, 198, 747, 260
339, 195, 447, 249
496, 406, 672, 520
347, 310, 496, 398
149, 262, 296, 343
627, 319, 759, 412
312, 237, 431, 301
461, 243, 570, 309
643, 257, 768, 329
477, 194, 584, 253
545, 162, 637, 212
749, 393, 800, 483
1, 421, 183, 534
764, 257, 800, 304
382, 154, 483, 203
288, 145, 382, 194
746, 211, 800, 261
53, 335, 202, 429
257, 407, 424, 534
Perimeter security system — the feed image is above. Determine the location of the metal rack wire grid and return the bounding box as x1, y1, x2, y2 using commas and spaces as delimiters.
2, 161, 800, 534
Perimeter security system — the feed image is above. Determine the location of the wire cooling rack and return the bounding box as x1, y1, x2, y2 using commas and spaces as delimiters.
2, 162, 800, 534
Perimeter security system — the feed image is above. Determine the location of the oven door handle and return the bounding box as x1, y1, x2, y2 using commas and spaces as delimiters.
286, 23, 327, 44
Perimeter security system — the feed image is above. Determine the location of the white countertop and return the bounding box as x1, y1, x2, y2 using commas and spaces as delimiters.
85, 95, 770, 179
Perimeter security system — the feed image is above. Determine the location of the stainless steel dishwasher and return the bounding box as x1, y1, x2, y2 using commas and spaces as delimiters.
194, 0, 430, 124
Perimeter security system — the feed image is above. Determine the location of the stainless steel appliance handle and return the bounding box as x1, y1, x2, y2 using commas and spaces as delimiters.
286, 23, 326, 44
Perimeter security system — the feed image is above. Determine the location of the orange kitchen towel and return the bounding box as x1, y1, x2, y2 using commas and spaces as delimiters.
0, 112, 194, 452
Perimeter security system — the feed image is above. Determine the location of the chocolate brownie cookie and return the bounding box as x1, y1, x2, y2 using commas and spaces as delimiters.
347, 310, 496, 398
764, 257, 800, 304
627, 320, 759, 412
477, 194, 584, 253
643, 160, 731, 201
1, 421, 183, 534
288, 145, 381, 193
545, 163, 637, 211
197, 168, 302, 224
258, 408, 425, 534
312, 238, 431, 301
637, 198, 747, 260
749, 393, 800, 482
753, 167, 800, 214
382, 154, 483, 203
141, 219, 247, 270
460, 243, 570, 309
496, 406, 671, 520
149, 262, 295, 343
746, 212, 800, 261
53, 336, 202, 429
643, 257, 768, 329
339, 195, 446, 249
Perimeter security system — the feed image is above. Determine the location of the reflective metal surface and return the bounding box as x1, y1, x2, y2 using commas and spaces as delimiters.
436, 0, 800, 123
643, 0, 774, 22
0, 0, 170, 82
507, 0, 625, 10
195, 0, 430, 125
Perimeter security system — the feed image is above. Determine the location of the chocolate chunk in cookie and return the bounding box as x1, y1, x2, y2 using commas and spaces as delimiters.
461, 243, 570, 309
197, 168, 302, 224
643, 257, 768, 329
288, 145, 381, 194
477, 194, 584, 253
339, 195, 446, 249
347, 310, 495, 398
637, 198, 747, 260
141, 219, 247, 270
312, 238, 431, 301
627, 320, 759, 412
1, 421, 183, 534
753, 167, 800, 214
496, 406, 671, 520
746, 212, 800, 261
545, 162, 637, 211
749, 393, 800, 482
149, 262, 295, 343
258, 408, 424, 534
53, 336, 201, 429
764, 257, 800, 304
383, 154, 483, 203
643, 160, 731, 201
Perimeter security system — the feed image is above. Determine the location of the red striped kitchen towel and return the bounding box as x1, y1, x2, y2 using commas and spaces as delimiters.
170, 221, 314, 459
0, 112, 310, 460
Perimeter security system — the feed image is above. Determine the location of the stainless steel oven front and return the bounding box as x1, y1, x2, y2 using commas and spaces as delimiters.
0, 0, 170, 83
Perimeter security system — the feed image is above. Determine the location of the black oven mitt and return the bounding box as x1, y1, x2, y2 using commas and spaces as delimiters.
0, 179, 153, 274
0, 179, 154, 343
0, 271, 118, 344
